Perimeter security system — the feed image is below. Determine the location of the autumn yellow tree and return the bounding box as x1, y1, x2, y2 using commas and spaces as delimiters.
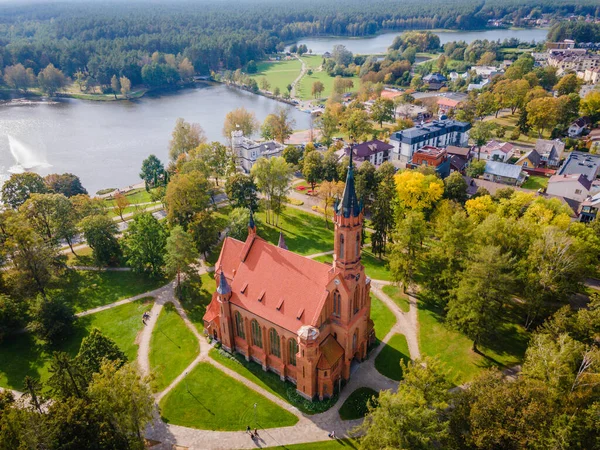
394, 170, 444, 212
113, 192, 131, 222
465, 195, 496, 223
318, 181, 345, 228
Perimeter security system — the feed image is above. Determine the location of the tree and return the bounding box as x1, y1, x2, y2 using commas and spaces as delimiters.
370, 97, 394, 127
394, 170, 444, 212
113, 192, 130, 222
444, 172, 468, 203
554, 73, 581, 96
77, 328, 127, 381
3, 63, 35, 91
120, 75, 131, 98
178, 57, 195, 81
44, 173, 87, 197
318, 181, 344, 228
580, 90, 600, 122
273, 86, 281, 97
165, 225, 199, 293
470, 121, 495, 160
251, 157, 293, 225
332, 45, 353, 66
79, 215, 121, 266
355, 161, 378, 212
122, 212, 166, 276
360, 357, 452, 450
447, 245, 513, 352
139, 154, 164, 188
223, 107, 259, 140
225, 173, 258, 210
477, 51, 496, 66
28, 295, 75, 344
475, 91, 498, 119
261, 107, 295, 143
0, 294, 27, 343
168, 118, 206, 161
311, 81, 324, 98
282, 145, 302, 166
37, 64, 67, 96
260, 77, 270, 91
246, 60, 257, 74
188, 210, 219, 257
371, 173, 396, 257
228, 208, 253, 241
87, 361, 154, 449
318, 109, 339, 147
1, 172, 48, 209
527, 96, 559, 137
465, 159, 486, 178
390, 211, 426, 292
165, 171, 211, 228
341, 109, 373, 142
302, 150, 324, 191
110, 75, 120, 99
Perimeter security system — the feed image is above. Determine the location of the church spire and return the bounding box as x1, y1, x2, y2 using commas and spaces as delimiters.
278, 231, 288, 250
217, 266, 231, 295
336, 143, 362, 218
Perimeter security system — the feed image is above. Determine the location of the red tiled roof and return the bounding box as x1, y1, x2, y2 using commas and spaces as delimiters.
437, 97, 461, 107
203, 295, 220, 324
214, 236, 333, 333
381, 90, 403, 100
317, 335, 345, 370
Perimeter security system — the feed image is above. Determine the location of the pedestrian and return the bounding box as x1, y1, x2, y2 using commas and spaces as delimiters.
328, 431, 336, 439
246, 425, 251, 434
254, 428, 259, 438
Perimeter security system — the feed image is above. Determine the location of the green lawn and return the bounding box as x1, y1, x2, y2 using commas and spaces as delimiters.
301, 55, 324, 70
52, 270, 167, 313
66, 245, 93, 266
338, 387, 379, 420
103, 187, 155, 206
255, 206, 334, 256
0, 299, 152, 391
314, 249, 391, 281
374, 333, 410, 381
370, 294, 395, 342
159, 362, 298, 430
250, 58, 303, 95
486, 114, 550, 146
149, 303, 199, 392
522, 175, 549, 190
179, 272, 215, 333
209, 348, 338, 415
106, 202, 162, 219
418, 300, 529, 385
262, 439, 359, 449
296, 68, 359, 101
381, 285, 410, 313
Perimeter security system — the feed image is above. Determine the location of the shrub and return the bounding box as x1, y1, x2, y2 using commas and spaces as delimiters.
509, 128, 521, 141
28, 295, 75, 344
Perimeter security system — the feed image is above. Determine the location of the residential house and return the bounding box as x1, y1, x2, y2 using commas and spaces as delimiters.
579, 67, 600, 84
423, 72, 447, 90
344, 140, 393, 167
568, 117, 592, 137
558, 151, 600, 180
479, 140, 515, 162
515, 149, 542, 168
471, 65, 503, 79
467, 79, 490, 91
483, 161, 526, 186
546, 173, 593, 202
446, 145, 472, 173
203, 157, 375, 401
548, 50, 600, 75
232, 130, 285, 173
406, 146, 451, 178
437, 97, 461, 117
589, 129, 600, 153
390, 119, 471, 164
535, 139, 564, 168
546, 40, 576, 50
579, 191, 600, 222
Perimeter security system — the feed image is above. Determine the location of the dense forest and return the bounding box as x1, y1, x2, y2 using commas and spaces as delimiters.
0, 0, 598, 87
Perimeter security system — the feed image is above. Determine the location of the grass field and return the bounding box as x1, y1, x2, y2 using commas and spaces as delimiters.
103, 187, 155, 206
374, 333, 410, 381
418, 299, 529, 385
338, 387, 379, 420
250, 58, 302, 96
179, 272, 215, 333
106, 202, 162, 219
522, 175, 549, 190
486, 114, 550, 146
314, 250, 392, 281
159, 362, 299, 430
149, 303, 199, 392
296, 68, 358, 101
53, 270, 167, 313
371, 294, 395, 342
262, 439, 359, 449
381, 285, 410, 313
0, 299, 152, 391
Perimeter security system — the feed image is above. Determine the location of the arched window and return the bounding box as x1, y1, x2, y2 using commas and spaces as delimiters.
352, 329, 358, 352
339, 234, 344, 259
333, 290, 341, 317
269, 328, 280, 358
251, 320, 262, 348
353, 289, 359, 314
356, 232, 360, 257
288, 339, 298, 366
234, 312, 245, 339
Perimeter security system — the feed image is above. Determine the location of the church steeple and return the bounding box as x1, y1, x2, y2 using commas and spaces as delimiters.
217, 267, 231, 295
336, 146, 362, 218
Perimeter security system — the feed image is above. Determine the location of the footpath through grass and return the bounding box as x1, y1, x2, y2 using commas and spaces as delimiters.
381, 285, 410, 313
339, 387, 379, 420
0, 298, 152, 391
418, 298, 529, 385
209, 347, 338, 415
149, 303, 199, 392
262, 439, 359, 449
374, 333, 410, 381
159, 362, 298, 430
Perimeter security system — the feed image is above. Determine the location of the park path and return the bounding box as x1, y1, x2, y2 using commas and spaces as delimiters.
290, 55, 307, 98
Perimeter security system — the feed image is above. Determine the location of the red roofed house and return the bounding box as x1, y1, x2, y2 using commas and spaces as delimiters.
437, 97, 461, 116
203, 155, 375, 401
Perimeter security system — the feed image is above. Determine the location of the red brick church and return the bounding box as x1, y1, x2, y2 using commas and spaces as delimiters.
203, 156, 375, 401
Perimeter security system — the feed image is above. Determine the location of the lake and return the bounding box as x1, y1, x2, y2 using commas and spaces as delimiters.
291, 28, 548, 55
0, 84, 310, 194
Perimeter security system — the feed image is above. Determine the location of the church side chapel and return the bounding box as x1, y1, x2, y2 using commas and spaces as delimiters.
203, 154, 375, 401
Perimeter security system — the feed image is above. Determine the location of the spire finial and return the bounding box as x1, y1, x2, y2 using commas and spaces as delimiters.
217, 265, 231, 295
336, 138, 362, 218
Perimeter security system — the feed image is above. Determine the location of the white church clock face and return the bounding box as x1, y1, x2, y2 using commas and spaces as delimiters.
334, 279, 340, 285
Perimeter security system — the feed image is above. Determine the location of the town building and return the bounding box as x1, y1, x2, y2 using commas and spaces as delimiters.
389, 119, 471, 164
423, 72, 447, 90
483, 161, 525, 186
568, 117, 592, 137
558, 151, 600, 181
548, 50, 600, 75
437, 97, 461, 117
407, 146, 450, 178
546, 173, 593, 202
446, 145, 472, 173
534, 139, 565, 168
344, 140, 393, 167
546, 40, 576, 50
232, 130, 285, 173
471, 65, 503, 79
516, 149, 543, 169
578, 67, 600, 84
579, 191, 600, 222
203, 154, 375, 401
479, 140, 515, 162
